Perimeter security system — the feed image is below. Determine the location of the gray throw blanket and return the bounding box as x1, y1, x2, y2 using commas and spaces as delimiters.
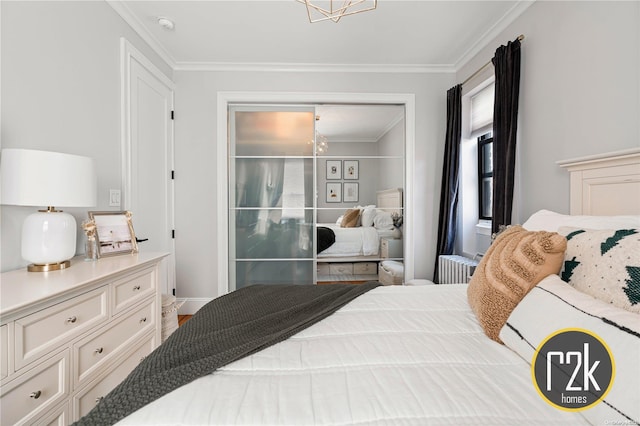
75, 282, 379, 425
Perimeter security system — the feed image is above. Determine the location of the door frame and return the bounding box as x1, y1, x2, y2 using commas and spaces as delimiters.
120, 38, 176, 295
217, 92, 416, 296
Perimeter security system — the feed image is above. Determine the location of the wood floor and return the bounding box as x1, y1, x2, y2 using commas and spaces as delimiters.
177, 315, 192, 327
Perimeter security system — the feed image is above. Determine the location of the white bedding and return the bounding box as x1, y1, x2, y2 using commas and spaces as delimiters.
317, 224, 396, 257
120, 285, 588, 425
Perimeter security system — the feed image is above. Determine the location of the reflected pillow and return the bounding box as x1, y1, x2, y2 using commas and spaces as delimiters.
361, 207, 377, 227
373, 211, 394, 230
340, 209, 361, 228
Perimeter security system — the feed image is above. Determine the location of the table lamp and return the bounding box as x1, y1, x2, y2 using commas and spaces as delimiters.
1, 149, 97, 271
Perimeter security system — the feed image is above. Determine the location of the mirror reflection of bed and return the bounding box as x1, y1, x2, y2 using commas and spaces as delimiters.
316, 188, 403, 284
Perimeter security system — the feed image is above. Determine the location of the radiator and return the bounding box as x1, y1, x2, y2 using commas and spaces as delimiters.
438, 255, 479, 284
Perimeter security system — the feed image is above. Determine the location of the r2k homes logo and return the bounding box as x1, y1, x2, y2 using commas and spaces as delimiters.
532, 328, 615, 411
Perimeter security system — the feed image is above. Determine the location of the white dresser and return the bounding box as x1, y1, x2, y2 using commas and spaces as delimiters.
0, 252, 166, 425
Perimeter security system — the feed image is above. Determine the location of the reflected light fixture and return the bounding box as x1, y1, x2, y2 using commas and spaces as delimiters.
0, 149, 97, 272
316, 132, 329, 154
298, 0, 377, 23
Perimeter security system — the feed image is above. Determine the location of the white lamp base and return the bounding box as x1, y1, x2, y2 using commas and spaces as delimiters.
22, 209, 77, 272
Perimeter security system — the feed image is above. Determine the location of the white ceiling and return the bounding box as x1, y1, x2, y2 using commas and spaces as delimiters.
108, 0, 528, 140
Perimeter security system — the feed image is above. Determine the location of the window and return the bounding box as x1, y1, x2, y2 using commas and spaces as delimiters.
477, 132, 493, 220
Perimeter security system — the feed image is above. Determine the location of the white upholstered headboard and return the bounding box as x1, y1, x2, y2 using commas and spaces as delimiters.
377, 188, 403, 215
557, 148, 640, 215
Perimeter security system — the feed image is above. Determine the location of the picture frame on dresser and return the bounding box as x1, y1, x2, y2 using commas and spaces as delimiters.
89, 211, 139, 257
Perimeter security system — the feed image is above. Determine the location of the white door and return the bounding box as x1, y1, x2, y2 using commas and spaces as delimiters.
122, 39, 175, 296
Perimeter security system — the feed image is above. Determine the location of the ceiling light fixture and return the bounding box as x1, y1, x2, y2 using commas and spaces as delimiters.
157, 17, 175, 31
298, 0, 377, 23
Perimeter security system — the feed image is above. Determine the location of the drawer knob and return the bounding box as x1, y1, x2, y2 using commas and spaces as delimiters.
95, 396, 104, 404
94, 347, 104, 354
66, 316, 77, 324
133, 285, 141, 291
30, 390, 42, 399
139, 317, 147, 323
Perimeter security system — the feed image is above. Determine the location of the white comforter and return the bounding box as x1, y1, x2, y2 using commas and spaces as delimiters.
120, 285, 588, 425
317, 224, 396, 257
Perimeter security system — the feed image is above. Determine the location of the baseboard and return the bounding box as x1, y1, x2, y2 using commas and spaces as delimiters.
177, 297, 212, 315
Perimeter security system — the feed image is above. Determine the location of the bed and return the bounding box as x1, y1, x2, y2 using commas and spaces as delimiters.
317, 188, 402, 257
78, 150, 639, 425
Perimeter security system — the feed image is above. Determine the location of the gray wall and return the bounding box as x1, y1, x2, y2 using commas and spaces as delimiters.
1, 1, 173, 271
457, 0, 640, 224
173, 71, 450, 299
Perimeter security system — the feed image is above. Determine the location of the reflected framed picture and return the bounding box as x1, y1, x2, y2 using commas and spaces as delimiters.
344, 160, 359, 180
89, 211, 139, 257
343, 182, 359, 203
326, 182, 342, 203
326, 160, 341, 180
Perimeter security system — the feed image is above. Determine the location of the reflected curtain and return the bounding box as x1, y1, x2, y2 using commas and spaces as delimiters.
491, 38, 521, 235
433, 84, 462, 283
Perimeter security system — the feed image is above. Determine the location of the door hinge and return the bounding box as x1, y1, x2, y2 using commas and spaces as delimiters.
172, 288, 176, 296
171, 229, 175, 239
171, 170, 175, 180
171, 110, 174, 120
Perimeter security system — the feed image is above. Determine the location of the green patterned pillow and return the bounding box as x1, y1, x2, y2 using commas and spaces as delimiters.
559, 227, 640, 313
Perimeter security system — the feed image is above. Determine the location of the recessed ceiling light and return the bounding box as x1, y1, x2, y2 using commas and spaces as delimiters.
157, 17, 174, 31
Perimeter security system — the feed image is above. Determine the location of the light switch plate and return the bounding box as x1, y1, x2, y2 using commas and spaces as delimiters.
109, 189, 121, 207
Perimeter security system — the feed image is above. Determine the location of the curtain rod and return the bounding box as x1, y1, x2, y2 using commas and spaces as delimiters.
461, 34, 525, 86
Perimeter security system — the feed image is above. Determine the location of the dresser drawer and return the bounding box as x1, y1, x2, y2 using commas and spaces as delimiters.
112, 268, 155, 314
34, 401, 69, 426
329, 263, 353, 275
317, 263, 330, 275
1, 324, 8, 379
74, 299, 155, 385
0, 350, 69, 426
353, 262, 377, 274
15, 287, 108, 370
73, 333, 156, 420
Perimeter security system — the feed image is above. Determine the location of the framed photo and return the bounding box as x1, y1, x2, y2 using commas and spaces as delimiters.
344, 160, 359, 180
326, 160, 342, 180
343, 182, 359, 202
326, 182, 342, 203
89, 211, 139, 257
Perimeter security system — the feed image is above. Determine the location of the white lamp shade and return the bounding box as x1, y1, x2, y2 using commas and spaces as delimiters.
1, 148, 97, 207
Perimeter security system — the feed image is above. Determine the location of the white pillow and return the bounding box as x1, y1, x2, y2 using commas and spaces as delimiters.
335, 215, 343, 225
558, 227, 640, 313
522, 209, 640, 232
500, 275, 639, 425
373, 210, 394, 230
361, 207, 377, 227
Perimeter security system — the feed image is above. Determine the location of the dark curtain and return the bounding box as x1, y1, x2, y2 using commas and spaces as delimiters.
491, 38, 521, 235
433, 84, 462, 283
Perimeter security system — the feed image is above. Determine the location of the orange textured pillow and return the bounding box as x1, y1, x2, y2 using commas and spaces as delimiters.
467, 225, 567, 343
340, 209, 361, 228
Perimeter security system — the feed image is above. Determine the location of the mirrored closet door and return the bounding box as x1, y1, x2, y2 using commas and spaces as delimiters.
228, 104, 406, 291
229, 106, 316, 290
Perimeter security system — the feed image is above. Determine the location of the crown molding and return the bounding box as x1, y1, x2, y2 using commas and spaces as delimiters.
107, 0, 534, 74
454, 0, 535, 70
173, 62, 455, 74
106, 0, 177, 69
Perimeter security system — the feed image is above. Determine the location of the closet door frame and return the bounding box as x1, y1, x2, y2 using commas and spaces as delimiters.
216, 92, 416, 296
